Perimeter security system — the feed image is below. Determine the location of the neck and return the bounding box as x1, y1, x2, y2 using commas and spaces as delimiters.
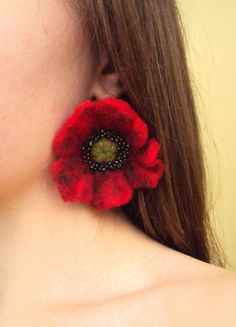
0, 170, 160, 311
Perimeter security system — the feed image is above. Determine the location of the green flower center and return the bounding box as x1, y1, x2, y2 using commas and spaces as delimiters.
81, 129, 131, 172
91, 137, 117, 163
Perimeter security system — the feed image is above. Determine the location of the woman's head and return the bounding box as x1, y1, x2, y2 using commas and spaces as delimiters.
0, 0, 226, 266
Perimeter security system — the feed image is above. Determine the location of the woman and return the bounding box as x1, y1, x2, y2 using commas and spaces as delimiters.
0, 0, 235, 325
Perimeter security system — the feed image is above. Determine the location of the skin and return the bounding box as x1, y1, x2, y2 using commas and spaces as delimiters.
0, 1, 235, 326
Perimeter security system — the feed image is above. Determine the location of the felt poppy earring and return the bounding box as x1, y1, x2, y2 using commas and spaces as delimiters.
50, 97, 164, 211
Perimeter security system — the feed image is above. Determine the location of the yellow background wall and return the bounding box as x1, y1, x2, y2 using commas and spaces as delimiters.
179, 1, 236, 271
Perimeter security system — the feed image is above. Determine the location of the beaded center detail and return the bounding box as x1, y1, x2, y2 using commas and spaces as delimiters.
81, 129, 130, 172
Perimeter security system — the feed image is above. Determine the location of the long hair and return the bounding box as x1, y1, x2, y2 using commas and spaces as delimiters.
69, 0, 226, 266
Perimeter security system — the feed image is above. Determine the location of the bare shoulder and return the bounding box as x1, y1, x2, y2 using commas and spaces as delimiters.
32, 246, 236, 327
113, 235, 236, 326
137, 247, 236, 327
76, 244, 236, 327
98, 259, 236, 327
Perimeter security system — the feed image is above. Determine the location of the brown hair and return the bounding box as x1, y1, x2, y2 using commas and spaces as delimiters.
70, 0, 226, 266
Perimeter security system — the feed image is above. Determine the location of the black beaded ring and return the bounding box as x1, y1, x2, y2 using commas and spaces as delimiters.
81, 129, 130, 172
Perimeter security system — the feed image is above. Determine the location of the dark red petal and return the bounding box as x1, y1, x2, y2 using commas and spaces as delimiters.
132, 138, 161, 168
124, 159, 164, 189
72, 172, 94, 204
50, 157, 93, 203
91, 169, 133, 211
52, 127, 83, 157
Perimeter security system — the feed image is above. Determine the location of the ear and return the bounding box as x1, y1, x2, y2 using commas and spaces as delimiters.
89, 53, 124, 100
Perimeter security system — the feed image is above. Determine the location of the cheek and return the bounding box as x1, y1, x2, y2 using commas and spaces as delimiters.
0, 0, 93, 197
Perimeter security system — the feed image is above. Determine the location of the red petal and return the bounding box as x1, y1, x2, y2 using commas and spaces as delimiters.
50, 157, 93, 203
72, 172, 94, 204
92, 97, 148, 148
52, 98, 149, 157
91, 169, 133, 211
129, 116, 148, 148
124, 159, 164, 189
132, 138, 161, 168
52, 100, 98, 157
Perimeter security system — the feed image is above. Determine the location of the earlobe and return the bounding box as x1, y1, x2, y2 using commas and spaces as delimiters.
90, 53, 124, 100
91, 73, 124, 100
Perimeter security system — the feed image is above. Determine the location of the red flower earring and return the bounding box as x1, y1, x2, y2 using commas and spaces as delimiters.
50, 97, 164, 211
